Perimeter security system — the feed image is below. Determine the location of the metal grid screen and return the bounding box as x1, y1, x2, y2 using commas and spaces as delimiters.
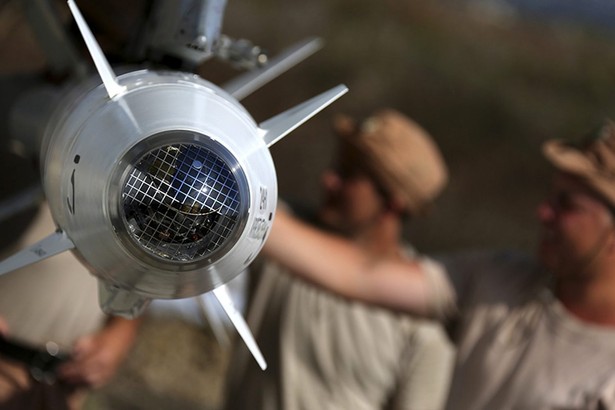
121, 143, 242, 262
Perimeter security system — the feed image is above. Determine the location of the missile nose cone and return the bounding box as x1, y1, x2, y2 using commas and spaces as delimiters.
119, 136, 248, 263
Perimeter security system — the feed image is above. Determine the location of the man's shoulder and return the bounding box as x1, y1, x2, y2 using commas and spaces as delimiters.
437, 249, 538, 276
435, 249, 545, 307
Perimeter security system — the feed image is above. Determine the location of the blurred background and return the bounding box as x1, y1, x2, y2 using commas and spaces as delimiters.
1, 0, 615, 408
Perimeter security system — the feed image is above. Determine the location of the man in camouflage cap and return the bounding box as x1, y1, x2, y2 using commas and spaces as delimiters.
259, 119, 615, 409
541, 120, 615, 279
223, 109, 454, 410
331, 108, 448, 215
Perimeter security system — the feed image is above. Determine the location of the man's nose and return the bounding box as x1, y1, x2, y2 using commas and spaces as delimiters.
321, 170, 342, 192
536, 199, 556, 224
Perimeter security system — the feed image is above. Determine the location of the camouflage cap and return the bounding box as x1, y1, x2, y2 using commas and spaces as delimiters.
543, 119, 615, 208
333, 109, 448, 214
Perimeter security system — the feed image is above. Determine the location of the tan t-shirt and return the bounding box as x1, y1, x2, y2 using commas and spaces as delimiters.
430, 250, 615, 410
224, 254, 454, 410
0, 204, 105, 349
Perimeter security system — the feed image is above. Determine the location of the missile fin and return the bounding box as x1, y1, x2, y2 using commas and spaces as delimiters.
197, 293, 231, 347
0, 230, 74, 277
258, 84, 348, 147
223, 37, 323, 101
213, 284, 267, 370
67, 0, 126, 99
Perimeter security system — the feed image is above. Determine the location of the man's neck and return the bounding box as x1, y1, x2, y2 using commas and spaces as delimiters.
556, 272, 615, 327
351, 213, 406, 259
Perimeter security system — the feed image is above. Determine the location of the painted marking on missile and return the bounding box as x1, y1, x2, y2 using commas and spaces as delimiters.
66, 155, 80, 215
244, 252, 255, 265
249, 187, 270, 239
259, 186, 267, 212
248, 217, 269, 240
32, 246, 46, 258
67, 170, 76, 215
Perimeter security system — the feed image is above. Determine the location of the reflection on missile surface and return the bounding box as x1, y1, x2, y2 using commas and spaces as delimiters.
122, 141, 244, 262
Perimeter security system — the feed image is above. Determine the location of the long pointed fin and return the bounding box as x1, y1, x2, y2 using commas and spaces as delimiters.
67, 0, 126, 99
197, 293, 231, 347
258, 84, 348, 147
0, 230, 75, 277
223, 37, 323, 101
213, 284, 267, 370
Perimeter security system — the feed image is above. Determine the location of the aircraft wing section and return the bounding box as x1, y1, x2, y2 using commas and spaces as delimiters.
223, 37, 323, 101
0, 230, 75, 277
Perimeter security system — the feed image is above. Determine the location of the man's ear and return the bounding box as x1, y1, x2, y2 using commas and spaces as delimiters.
606, 212, 615, 253
608, 228, 615, 254
386, 193, 409, 216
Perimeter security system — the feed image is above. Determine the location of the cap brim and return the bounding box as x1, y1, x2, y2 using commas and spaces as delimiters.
543, 139, 615, 208
542, 139, 597, 177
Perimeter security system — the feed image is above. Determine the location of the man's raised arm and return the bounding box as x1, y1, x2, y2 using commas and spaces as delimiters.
263, 209, 438, 316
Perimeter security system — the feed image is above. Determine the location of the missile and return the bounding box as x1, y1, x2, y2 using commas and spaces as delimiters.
0, 0, 347, 369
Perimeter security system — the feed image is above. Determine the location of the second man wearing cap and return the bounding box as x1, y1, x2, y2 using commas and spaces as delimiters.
222, 109, 454, 410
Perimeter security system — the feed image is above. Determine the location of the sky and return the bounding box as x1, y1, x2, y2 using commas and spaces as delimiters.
454, 0, 615, 33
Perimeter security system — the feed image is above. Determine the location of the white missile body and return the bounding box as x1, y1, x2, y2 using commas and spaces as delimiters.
0, 0, 347, 370
43, 70, 274, 308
